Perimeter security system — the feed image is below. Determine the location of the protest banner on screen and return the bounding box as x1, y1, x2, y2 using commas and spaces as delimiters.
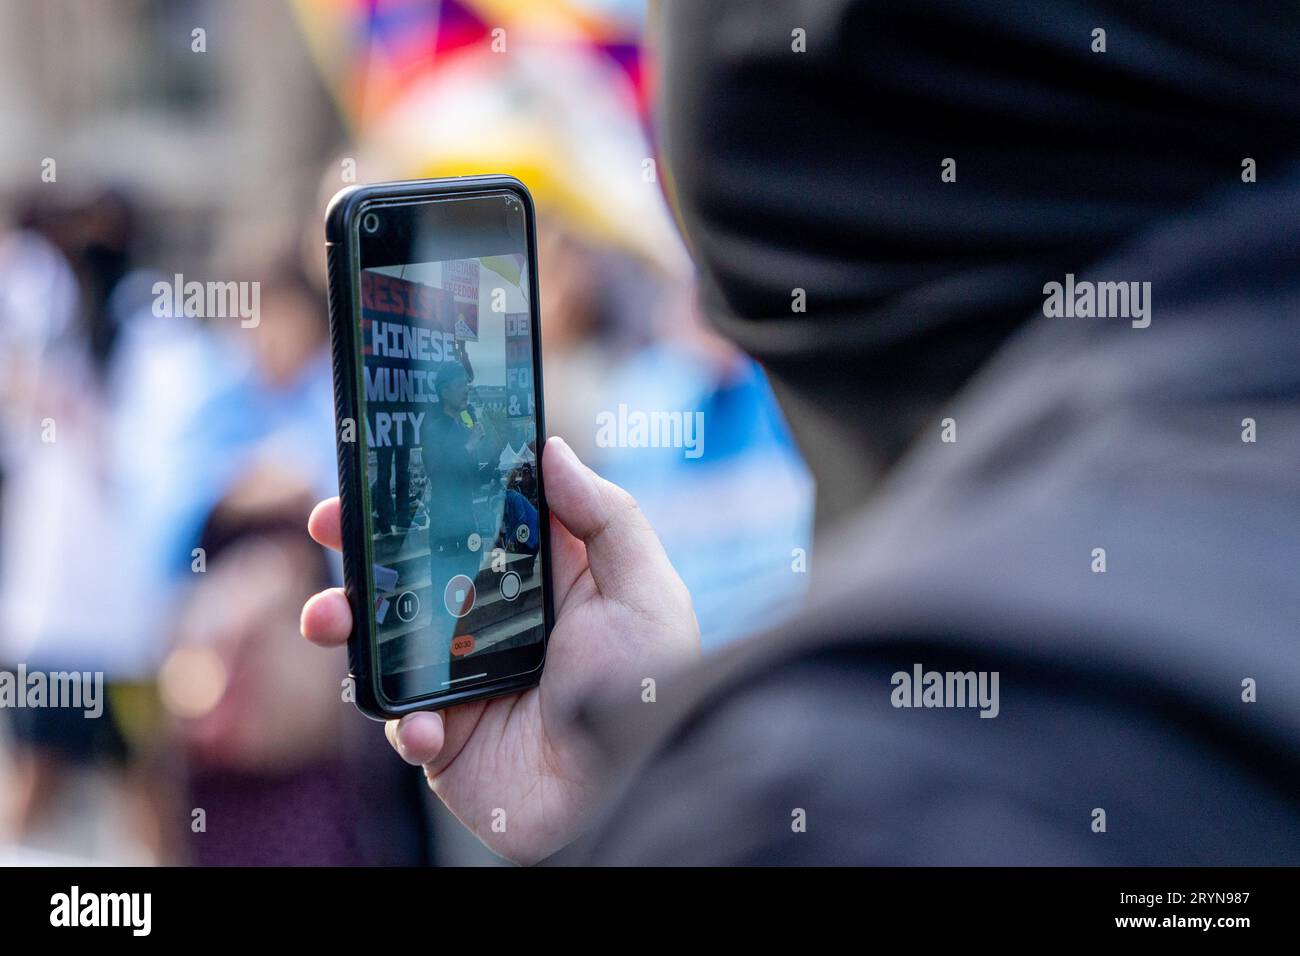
361, 269, 463, 450
504, 311, 534, 419
444, 258, 480, 341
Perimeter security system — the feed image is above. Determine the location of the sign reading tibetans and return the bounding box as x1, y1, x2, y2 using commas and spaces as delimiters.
443, 258, 480, 341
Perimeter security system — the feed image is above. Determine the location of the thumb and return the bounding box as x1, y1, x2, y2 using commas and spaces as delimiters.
541, 436, 680, 610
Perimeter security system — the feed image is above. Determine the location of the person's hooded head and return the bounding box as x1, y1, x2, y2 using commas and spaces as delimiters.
653, 0, 1300, 523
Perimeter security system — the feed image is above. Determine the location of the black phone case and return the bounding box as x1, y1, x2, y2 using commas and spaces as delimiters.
324, 176, 552, 720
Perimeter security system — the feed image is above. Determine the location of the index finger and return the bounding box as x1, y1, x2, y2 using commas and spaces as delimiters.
307, 497, 342, 552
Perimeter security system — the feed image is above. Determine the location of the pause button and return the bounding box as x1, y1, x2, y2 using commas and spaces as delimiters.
395, 590, 420, 623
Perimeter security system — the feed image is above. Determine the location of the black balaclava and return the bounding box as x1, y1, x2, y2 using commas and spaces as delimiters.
654, 0, 1300, 525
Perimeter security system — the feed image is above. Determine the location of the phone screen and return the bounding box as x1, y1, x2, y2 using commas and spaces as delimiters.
353, 190, 547, 704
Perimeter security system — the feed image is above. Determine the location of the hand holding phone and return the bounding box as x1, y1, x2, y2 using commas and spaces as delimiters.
302, 436, 700, 863
326, 177, 553, 716
315, 175, 699, 862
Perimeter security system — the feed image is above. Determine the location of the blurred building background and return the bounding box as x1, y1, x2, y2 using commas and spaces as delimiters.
0, 0, 340, 266
0, 0, 812, 865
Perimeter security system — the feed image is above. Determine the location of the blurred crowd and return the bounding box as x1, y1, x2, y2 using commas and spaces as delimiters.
0, 0, 811, 865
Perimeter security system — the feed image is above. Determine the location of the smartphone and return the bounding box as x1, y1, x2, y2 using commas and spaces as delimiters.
325, 176, 552, 719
